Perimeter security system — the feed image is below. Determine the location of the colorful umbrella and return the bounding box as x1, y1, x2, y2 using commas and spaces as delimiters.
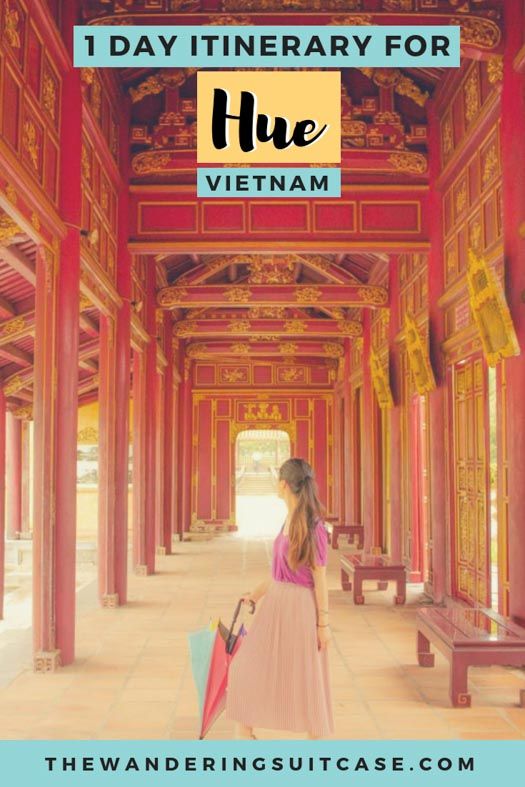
188, 598, 255, 739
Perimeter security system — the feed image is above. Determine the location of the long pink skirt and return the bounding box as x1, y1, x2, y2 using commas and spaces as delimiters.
224, 579, 334, 737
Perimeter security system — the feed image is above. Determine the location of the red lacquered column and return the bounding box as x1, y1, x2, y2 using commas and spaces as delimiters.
426, 96, 447, 604
0, 390, 6, 620
160, 315, 174, 555
132, 269, 157, 575
6, 413, 22, 539
32, 57, 81, 668
361, 312, 375, 552
178, 343, 193, 538
502, 0, 525, 625
388, 255, 402, 563
98, 100, 132, 607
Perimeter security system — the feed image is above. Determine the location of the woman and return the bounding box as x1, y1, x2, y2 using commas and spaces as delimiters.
224, 457, 334, 740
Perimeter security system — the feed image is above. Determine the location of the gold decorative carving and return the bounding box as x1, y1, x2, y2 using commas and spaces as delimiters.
482, 145, 499, 186
330, 13, 372, 25
487, 56, 503, 84
91, 75, 102, 121
469, 220, 482, 252
78, 426, 99, 444
323, 343, 344, 358
248, 307, 285, 319
224, 286, 252, 303
13, 405, 32, 420
129, 68, 198, 103
466, 248, 520, 367
31, 212, 40, 232
370, 349, 394, 409
4, 374, 25, 396
388, 152, 427, 174
222, 368, 246, 383
337, 320, 362, 337
174, 320, 198, 337
464, 69, 480, 124
358, 286, 388, 306
248, 259, 295, 284
404, 313, 436, 395
450, 16, 501, 51
228, 319, 251, 333
132, 151, 171, 175
281, 368, 302, 382
442, 118, 453, 157
295, 286, 322, 304
0, 315, 26, 338
231, 343, 250, 355
42, 72, 57, 121
394, 74, 429, 107
5, 184, 17, 204
280, 342, 298, 356
223, 0, 362, 8
157, 286, 188, 307
81, 145, 91, 181
0, 212, 20, 244
23, 121, 39, 170
285, 320, 307, 333
455, 181, 467, 215
208, 14, 252, 25
4, 1, 21, 48
80, 67, 95, 86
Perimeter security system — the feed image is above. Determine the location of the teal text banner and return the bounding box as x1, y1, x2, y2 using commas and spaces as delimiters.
1, 740, 524, 786
73, 26, 460, 68
197, 168, 341, 198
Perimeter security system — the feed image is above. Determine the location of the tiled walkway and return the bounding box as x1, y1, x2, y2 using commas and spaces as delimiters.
1, 530, 525, 740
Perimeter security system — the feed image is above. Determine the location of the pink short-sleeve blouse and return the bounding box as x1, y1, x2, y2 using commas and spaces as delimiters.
271, 519, 329, 588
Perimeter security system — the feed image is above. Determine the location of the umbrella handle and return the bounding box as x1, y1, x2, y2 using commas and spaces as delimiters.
226, 598, 255, 654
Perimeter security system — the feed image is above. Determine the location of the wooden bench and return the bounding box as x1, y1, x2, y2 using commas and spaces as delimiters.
331, 523, 364, 550
416, 606, 525, 708
340, 553, 407, 605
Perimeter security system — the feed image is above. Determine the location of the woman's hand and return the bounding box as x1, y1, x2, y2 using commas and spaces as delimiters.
317, 624, 332, 651
240, 594, 257, 609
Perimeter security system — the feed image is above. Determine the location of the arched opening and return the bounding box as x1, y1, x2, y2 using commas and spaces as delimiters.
234, 429, 290, 538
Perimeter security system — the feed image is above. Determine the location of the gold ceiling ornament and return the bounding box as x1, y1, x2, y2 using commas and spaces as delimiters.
247, 259, 295, 285
403, 312, 436, 395
487, 56, 503, 84
228, 319, 251, 333
395, 73, 429, 107
80, 67, 95, 86
222, 0, 361, 8
251, 334, 280, 341
22, 121, 39, 170
450, 16, 501, 51
0, 211, 20, 244
224, 286, 252, 304
362, 67, 428, 107
295, 286, 322, 304
285, 319, 307, 333
281, 367, 303, 382
208, 14, 252, 24
388, 152, 427, 175
369, 348, 394, 409
248, 306, 286, 319
129, 68, 198, 103
231, 342, 250, 354
323, 342, 344, 358
358, 285, 388, 306
464, 69, 480, 124
157, 285, 188, 308
337, 320, 362, 336
222, 368, 247, 383
3, 374, 26, 397
174, 320, 198, 337
13, 405, 32, 420
5, 183, 17, 204
186, 343, 205, 358
382, 0, 412, 9
329, 13, 372, 25
132, 151, 171, 176
77, 426, 99, 444
4, 1, 21, 48
0, 315, 26, 338
465, 247, 520, 367
482, 145, 499, 186
42, 72, 57, 121
280, 342, 298, 355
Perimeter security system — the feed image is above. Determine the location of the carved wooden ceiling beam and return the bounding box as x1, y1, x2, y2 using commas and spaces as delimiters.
186, 339, 346, 360
174, 317, 362, 339
0, 243, 36, 285
158, 283, 388, 309
0, 310, 35, 348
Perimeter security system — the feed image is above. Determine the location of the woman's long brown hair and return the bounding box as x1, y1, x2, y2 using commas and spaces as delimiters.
279, 457, 325, 571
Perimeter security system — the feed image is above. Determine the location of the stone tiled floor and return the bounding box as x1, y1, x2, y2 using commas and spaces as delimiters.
1, 530, 525, 740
